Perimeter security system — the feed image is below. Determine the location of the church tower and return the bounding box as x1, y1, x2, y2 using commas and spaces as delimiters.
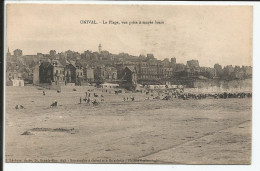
7, 47, 11, 58
98, 44, 102, 53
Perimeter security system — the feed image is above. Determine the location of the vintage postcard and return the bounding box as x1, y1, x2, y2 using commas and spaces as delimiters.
5, 4, 252, 164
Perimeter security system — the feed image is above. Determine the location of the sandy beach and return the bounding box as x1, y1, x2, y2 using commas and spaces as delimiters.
5, 86, 252, 164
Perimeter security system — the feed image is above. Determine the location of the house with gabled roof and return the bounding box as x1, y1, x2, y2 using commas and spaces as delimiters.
119, 66, 137, 90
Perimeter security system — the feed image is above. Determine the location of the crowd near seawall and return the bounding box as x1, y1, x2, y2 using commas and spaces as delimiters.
166, 91, 252, 100
142, 89, 252, 101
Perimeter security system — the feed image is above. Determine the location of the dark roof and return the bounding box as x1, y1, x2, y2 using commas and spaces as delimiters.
52, 59, 63, 66
75, 61, 83, 67
59, 58, 67, 66
125, 66, 136, 73
69, 60, 76, 67
40, 62, 52, 68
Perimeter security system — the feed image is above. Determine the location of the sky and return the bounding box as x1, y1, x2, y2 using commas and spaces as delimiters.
6, 4, 253, 67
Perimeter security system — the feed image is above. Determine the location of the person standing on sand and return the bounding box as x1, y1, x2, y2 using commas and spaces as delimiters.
43, 91, 45, 96
80, 97, 82, 104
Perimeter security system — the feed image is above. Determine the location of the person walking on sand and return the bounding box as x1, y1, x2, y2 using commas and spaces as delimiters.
80, 97, 82, 104
43, 90, 45, 96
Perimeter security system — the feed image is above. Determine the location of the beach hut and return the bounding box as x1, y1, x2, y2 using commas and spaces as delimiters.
10, 79, 24, 86
100, 83, 119, 89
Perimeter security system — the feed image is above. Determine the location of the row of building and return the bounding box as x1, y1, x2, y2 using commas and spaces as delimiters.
6, 46, 252, 89
32, 58, 137, 90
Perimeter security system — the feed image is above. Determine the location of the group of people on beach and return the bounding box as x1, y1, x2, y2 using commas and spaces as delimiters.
177, 92, 252, 100
145, 90, 252, 101
78, 91, 105, 106
123, 96, 135, 101
42, 88, 252, 109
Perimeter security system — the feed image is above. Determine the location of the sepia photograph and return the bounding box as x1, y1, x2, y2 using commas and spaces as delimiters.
4, 4, 253, 165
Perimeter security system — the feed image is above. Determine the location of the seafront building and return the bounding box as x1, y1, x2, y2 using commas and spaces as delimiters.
6, 45, 252, 90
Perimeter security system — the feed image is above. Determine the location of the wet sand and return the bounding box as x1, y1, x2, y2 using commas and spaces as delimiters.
5, 86, 252, 164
